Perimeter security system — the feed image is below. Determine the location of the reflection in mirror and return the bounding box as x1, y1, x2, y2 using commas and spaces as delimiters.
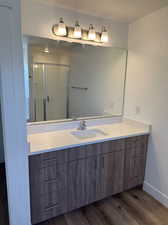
23, 36, 127, 123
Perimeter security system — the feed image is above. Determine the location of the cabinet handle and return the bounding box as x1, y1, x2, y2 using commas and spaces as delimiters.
102, 156, 104, 169
47, 96, 50, 102
95, 160, 97, 170
43, 98, 47, 121
34, 98, 37, 121
45, 203, 59, 211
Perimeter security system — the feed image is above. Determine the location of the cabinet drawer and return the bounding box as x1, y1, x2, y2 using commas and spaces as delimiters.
125, 135, 148, 156
101, 139, 125, 154
29, 150, 68, 169
37, 201, 66, 225
41, 192, 66, 211
40, 163, 67, 182
41, 150, 68, 166
67, 145, 86, 161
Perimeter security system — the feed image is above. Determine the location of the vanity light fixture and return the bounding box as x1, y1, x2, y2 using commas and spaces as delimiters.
73, 21, 82, 38
101, 26, 109, 43
52, 19, 109, 44
88, 24, 96, 41
57, 17, 67, 36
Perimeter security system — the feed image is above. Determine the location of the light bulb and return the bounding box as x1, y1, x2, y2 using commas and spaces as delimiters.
57, 17, 67, 36
43, 46, 50, 53
88, 24, 96, 41
101, 26, 109, 43
34, 64, 38, 69
73, 21, 82, 38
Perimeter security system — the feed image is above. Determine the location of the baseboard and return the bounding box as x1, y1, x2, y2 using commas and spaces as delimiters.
143, 181, 168, 208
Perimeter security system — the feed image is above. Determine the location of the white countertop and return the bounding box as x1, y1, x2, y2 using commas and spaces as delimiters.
28, 119, 151, 155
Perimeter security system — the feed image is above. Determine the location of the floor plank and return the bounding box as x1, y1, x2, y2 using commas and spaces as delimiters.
128, 189, 168, 225
106, 197, 142, 225
82, 205, 111, 225
112, 195, 147, 225
38, 215, 68, 225
95, 197, 139, 225
130, 189, 168, 217
65, 210, 90, 225
120, 191, 166, 225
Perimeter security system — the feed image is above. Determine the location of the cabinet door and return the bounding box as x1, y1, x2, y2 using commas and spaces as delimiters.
67, 159, 86, 211
67, 156, 100, 209
85, 156, 99, 204
124, 135, 148, 190
98, 150, 125, 199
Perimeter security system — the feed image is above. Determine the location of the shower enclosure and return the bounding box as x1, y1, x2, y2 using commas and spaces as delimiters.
30, 63, 70, 122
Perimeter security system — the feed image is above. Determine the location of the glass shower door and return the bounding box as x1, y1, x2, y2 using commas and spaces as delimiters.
31, 63, 69, 122
45, 64, 69, 121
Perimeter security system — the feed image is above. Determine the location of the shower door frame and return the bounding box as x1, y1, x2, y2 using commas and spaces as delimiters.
30, 62, 70, 122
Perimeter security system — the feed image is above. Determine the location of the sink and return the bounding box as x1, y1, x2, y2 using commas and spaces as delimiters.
71, 129, 108, 140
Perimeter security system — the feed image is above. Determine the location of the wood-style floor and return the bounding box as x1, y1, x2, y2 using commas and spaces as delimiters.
38, 188, 168, 225
1, 165, 168, 225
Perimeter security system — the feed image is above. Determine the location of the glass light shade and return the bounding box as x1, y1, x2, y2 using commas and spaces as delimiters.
34, 64, 38, 69
57, 18, 67, 36
43, 46, 49, 53
88, 24, 96, 41
73, 21, 82, 38
101, 27, 109, 43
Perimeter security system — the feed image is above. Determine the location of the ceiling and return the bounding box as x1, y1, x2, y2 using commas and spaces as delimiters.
37, 0, 168, 23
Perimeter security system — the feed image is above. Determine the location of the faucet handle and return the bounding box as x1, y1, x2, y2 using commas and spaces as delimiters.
78, 120, 87, 130
81, 120, 86, 126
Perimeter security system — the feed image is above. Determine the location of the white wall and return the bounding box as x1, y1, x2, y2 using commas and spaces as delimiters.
21, 0, 128, 49
124, 6, 168, 207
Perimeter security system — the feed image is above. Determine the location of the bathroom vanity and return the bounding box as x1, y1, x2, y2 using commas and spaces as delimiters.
23, 32, 151, 225
28, 119, 150, 224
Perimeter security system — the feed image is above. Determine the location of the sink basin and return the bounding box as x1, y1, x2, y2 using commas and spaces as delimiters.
71, 129, 108, 140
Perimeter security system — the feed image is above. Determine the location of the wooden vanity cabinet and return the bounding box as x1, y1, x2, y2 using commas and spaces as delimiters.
29, 135, 148, 224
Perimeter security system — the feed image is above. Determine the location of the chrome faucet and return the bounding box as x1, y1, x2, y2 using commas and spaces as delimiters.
78, 120, 87, 130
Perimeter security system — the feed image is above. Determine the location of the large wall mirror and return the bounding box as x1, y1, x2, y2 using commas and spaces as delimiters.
23, 36, 127, 123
